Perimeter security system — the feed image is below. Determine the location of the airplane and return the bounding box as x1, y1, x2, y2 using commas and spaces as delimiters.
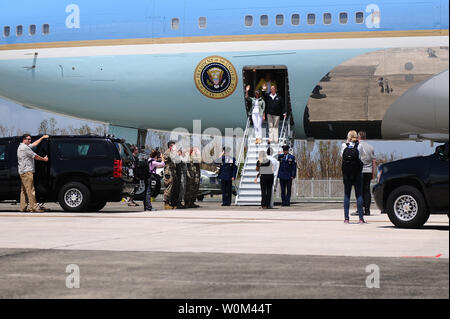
0, 0, 448, 146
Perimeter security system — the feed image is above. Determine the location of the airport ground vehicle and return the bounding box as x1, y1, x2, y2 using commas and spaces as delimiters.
373, 143, 449, 228
0, 135, 135, 212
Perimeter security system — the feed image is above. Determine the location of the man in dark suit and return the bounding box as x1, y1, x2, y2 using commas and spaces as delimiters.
217, 147, 237, 206
263, 84, 286, 144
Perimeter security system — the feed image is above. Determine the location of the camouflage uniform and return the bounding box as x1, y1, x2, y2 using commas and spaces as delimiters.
163, 148, 178, 207
176, 153, 188, 208
185, 150, 201, 208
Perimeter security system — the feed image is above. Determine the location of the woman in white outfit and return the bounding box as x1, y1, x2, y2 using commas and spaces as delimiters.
245, 85, 266, 144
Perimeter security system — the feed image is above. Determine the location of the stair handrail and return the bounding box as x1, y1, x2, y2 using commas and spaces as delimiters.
236, 117, 251, 179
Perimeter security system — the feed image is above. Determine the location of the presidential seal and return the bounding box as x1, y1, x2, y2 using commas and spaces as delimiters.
194, 56, 238, 99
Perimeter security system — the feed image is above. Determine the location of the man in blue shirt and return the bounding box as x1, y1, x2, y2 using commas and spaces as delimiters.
217, 147, 237, 206
277, 145, 297, 206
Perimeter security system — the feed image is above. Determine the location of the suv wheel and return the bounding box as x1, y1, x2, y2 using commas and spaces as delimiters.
386, 185, 429, 228
58, 182, 91, 212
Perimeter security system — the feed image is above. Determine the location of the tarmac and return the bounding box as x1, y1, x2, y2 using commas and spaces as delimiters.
0, 201, 448, 299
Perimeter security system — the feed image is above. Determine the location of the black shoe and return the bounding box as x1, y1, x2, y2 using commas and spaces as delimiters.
364, 212, 371, 216
350, 211, 359, 216
176, 205, 186, 209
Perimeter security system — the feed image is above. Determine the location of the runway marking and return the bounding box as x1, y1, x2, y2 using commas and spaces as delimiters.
401, 254, 443, 259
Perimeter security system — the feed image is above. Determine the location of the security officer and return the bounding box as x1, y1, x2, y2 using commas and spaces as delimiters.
163, 141, 178, 209
217, 147, 237, 206
277, 145, 297, 206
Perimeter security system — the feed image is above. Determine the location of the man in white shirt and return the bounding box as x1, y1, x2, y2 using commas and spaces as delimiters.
266, 146, 279, 208
17, 134, 49, 212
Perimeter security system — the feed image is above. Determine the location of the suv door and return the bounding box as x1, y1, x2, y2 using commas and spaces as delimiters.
427, 144, 449, 211
34, 139, 51, 202
0, 142, 10, 199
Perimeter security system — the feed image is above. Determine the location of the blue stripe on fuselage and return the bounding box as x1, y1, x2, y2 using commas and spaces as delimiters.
0, 0, 446, 46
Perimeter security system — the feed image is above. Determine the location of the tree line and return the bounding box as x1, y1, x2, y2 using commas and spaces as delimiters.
1, 118, 397, 180
0, 117, 108, 137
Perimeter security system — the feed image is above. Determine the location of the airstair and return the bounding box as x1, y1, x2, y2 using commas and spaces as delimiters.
235, 116, 294, 206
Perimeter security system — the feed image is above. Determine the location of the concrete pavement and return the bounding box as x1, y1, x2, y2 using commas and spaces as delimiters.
0, 202, 448, 298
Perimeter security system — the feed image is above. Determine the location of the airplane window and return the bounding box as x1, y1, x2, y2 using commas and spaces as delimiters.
245, 15, 253, 27
339, 12, 348, 24
16, 25, 23, 36
199, 17, 207, 29
171, 18, 180, 30
29, 24, 36, 36
43, 24, 50, 35
291, 14, 300, 26
3, 26, 10, 37
260, 15, 269, 26
356, 12, 364, 24
276, 14, 284, 26
307, 13, 316, 25
323, 13, 332, 25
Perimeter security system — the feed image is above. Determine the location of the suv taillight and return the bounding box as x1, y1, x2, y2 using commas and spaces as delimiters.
113, 159, 122, 178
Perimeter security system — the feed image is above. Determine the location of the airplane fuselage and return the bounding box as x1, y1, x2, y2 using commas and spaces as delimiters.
0, 0, 448, 141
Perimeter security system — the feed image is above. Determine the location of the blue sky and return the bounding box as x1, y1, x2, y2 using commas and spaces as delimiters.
0, 97, 438, 158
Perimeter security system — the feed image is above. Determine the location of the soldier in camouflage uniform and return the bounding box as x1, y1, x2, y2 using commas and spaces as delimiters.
163, 141, 178, 209
185, 147, 202, 208
175, 149, 188, 209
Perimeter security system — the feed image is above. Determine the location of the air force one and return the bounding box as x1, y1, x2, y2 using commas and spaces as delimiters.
0, 0, 448, 144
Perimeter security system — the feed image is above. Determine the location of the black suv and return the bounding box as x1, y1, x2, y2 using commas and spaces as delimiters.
373, 143, 449, 228
0, 135, 135, 212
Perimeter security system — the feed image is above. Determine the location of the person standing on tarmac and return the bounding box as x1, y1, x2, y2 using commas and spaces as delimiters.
163, 141, 178, 210
185, 147, 201, 209
144, 149, 165, 212
217, 147, 237, 206
277, 145, 297, 207
175, 149, 189, 209
254, 150, 274, 209
355, 131, 376, 216
17, 134, 49, 213
341, 130, 365, 224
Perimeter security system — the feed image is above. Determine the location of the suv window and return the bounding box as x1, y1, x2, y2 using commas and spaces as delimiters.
56, 141, 109, 159
0, 145, 6, 161
114, 142, 134, 161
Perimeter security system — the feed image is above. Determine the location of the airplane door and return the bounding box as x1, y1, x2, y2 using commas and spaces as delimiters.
0, 142, 10, 199
153, 1, 185, 41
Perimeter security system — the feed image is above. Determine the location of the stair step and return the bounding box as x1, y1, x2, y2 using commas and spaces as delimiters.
239, 184, 261, 190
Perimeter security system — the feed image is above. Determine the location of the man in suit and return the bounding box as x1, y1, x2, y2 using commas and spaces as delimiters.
217, 147, 237, 206
277, 145, 297, 206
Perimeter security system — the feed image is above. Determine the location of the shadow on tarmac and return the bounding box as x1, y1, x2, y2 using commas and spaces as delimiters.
378, 225, 449, 231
